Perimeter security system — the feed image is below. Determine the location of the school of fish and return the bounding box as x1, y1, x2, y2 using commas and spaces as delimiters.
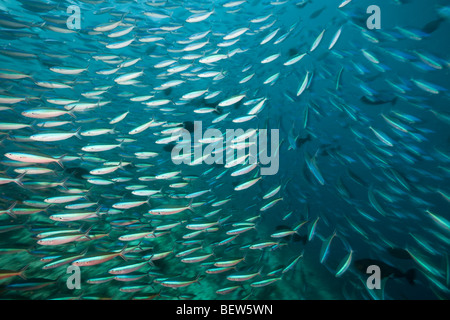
0, 0, 449, 300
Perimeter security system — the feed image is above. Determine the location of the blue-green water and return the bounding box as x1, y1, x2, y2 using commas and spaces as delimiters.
0, 0, 449, 300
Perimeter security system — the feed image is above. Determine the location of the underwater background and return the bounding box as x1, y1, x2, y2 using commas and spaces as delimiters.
0, 0, 449, 300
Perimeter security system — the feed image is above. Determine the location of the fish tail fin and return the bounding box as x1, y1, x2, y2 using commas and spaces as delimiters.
83, 225, 93, 240
243, 251, 248, 263
75, 127, 82, 140
25, 244, 37, 256
94, 205, 102, 217
257, 266, 264, 277
119, 12, 127, 24
405, 268, 416, 285
146, 258, 155, 267
13, 180, 24, 189
19, 263, 29, 280
119, 244, 129, 261
187, 198, 194, 212
57, 154, 66, 169
60, 176, 70, 190
194, 273, 204, 286
83, 192, 91, 202
14, 171, 26, 188
105, 229, 113, 240
146, 196, 152, 207
6, 201, 17, 219
68, 110, 77, 119
253, 216, 261, 230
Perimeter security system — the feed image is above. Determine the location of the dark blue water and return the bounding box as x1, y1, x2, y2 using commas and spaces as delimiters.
0, 0, 448, 300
